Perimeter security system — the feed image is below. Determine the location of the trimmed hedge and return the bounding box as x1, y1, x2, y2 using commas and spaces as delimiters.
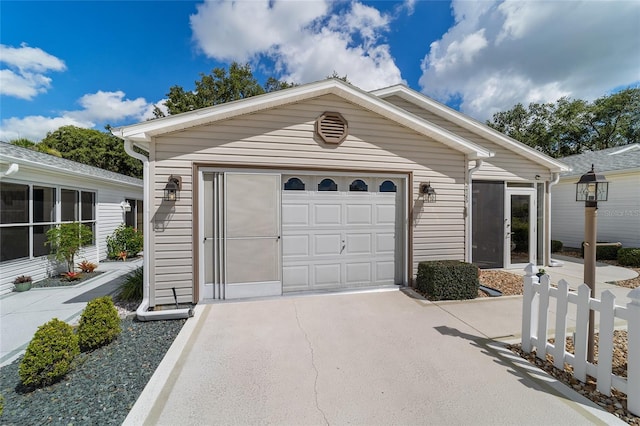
618, 248, 640, 267
551, 240, 563, 253
581, 241, 621, 260
19, 318, 79, 388
416, 260, 479, 301
77, 296, 121, 352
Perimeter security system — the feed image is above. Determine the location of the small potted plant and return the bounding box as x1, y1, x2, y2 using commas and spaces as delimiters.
536, 268, 547, 278
13, 275, 33, 292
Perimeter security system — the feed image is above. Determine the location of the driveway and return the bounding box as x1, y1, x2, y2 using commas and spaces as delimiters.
126, 290, 621, 425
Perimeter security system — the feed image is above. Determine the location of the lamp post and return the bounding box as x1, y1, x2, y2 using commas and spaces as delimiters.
575, 164, 608, 363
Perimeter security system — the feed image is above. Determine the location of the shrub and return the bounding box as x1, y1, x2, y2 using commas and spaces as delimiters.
551, 240, 563, 253
118, 267, 143, 301
106, 225, 143, 260
581, 241, 621, 260
46, 222, 93, 272
77, 259, 98, 273
416, 260, 479, 301
77, 296, 121, 352
0, 394, 3, 416
19, 318, 79, 388
13, 275, 32, 284
618, 248, 640, 267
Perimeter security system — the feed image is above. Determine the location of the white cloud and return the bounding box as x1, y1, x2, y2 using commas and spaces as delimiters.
190, 0, 404, 90
0, 90, 156, 142
419, 0, 640, 120
0, 43, 66, 100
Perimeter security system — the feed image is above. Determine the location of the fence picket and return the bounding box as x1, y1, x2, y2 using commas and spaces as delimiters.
573, 284, 591, 382
553, 279, 569, 370
596, 291, 615, 396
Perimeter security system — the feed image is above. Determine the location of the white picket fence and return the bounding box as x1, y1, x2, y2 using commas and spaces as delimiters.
521, 263, 640, 416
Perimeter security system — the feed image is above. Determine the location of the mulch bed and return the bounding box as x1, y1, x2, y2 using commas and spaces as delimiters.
31, 271, 105, 288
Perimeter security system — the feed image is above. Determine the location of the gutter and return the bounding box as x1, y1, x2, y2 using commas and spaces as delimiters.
122, 138, 193, 321
547, 172, 564, 267
465, 159, 483, 263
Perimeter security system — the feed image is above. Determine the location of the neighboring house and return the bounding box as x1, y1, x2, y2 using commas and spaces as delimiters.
0, 143, 143, 294
112, 79, 569, 307
551, 144, 640, 249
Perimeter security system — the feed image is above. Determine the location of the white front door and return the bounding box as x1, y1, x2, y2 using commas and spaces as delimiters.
505, 189, 536, 268
282, 175, 403, 292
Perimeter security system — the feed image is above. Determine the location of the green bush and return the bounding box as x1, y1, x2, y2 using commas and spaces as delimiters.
118, 267, 143, 301
0, 394, 3, 416
551, 240, 563, 253
19, 318, 79, 388
581, 241, 620, 260
416, 260, 479, 301
77, 296, 121, 352
617, 248, 640, 267
106, 224, 143, 260
46, 222, 93, 272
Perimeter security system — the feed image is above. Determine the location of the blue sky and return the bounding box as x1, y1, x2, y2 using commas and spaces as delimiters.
1, 0, 639, 142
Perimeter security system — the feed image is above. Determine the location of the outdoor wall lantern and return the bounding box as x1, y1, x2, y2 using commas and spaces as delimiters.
120, 201, 132, 212
419, 182, 437, 203
575, 164, 608, 363
164, 175, 182, 202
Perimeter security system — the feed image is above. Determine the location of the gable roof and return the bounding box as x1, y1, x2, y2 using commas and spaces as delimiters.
557, 144, 640, 178
371, 85, 570, 173
0, 142, 143, 187
112, 79, 494, 160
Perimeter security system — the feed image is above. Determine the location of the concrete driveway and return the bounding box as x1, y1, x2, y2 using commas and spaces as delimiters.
126, 289, 622, 425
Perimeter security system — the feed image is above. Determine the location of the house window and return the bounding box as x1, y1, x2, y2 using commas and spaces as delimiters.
125, 199, 144, 231
0, 183, 96, 263
318, 178, 338, 191
284, 177, 306, 190
349, 179, 368, 192
379, 180, 397, 192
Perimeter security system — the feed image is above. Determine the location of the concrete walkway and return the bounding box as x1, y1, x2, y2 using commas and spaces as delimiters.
0, 258, 141, 366
124, 257, 637, 425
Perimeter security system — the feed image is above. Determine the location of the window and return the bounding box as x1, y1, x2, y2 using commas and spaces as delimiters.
0, 184, 96, 262
379, 180, 397, 193
349, 179, 368, 192
284, 177, 306, 191
125, 199, 143, 231
318, 178, 337, 191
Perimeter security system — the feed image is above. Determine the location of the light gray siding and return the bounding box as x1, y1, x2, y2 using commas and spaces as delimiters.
551, 171, 640, 248
150, 94, 467, 306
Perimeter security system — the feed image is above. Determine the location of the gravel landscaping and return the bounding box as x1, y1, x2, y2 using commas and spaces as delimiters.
0, 303, 184, 425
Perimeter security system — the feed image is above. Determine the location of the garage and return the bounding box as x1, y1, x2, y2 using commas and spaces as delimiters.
281, 174, 405, 292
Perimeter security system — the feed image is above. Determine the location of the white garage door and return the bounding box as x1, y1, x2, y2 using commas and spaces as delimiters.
282, 175, 403, 292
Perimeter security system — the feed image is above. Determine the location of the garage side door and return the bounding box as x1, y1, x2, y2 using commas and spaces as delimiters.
282, 176, 402, 292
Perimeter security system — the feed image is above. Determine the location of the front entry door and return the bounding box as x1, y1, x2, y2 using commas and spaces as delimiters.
505, 189, 536, 268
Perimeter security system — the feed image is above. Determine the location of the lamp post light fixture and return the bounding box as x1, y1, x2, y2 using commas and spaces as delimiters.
163, 175, 182, 202
575, 164, 608, 363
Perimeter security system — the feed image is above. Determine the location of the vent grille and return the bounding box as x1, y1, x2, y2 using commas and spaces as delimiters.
315, 112, 348, 144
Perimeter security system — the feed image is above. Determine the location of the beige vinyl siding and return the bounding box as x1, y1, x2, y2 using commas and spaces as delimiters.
149, 94, 466, 305
384, 96, 550, 182
552, 171, 640, 248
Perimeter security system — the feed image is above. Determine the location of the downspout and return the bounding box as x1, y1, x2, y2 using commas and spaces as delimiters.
465, 159, 483, 263
547, 172, 563, 267
122, 139, 193, 321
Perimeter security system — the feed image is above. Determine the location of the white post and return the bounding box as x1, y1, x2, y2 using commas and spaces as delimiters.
627, 287, 640, 416
522, 263, 539, 353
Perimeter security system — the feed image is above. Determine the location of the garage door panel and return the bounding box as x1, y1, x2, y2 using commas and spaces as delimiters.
283, 235, 309, 257
282, 204, 309, 226
345, 233, 372, 254
314, 264, 341, 286
314, 204, 341, 225
314, 234, 342, 255
283, 265, 309, 290
376, 262, 395, 282
376, 233, 395, 253
376, 204, 396, 224
346, 262, 372, 284
346, 204, 372, 225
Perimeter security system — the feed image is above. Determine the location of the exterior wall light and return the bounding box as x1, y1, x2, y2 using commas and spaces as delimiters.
120, 201, 132, 212
575, 164, 608, 363
419, 182, 437, 203
164, 175, 182, 202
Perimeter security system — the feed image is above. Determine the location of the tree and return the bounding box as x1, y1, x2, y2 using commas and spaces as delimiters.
39, 126, 142, 178
10, 138, 62, 157
46, 222, 93, 273
155, 62, 296, 117
487, 88, 639, 157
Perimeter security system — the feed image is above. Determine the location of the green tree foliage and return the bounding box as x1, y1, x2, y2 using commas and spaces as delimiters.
10, 138, 62, 157
46, 222, 93, 273
154, 62, 296, 117
487, 88, 640, 157
38, 126, 143, 178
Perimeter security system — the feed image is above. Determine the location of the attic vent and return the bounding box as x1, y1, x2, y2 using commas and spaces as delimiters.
315, 112, 348, 144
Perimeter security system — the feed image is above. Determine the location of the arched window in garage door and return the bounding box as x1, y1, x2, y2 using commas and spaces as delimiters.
284, 177, 306, 190
349, 179, 368, 191
379, 180, 397, 192
318, 178, 338, 191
